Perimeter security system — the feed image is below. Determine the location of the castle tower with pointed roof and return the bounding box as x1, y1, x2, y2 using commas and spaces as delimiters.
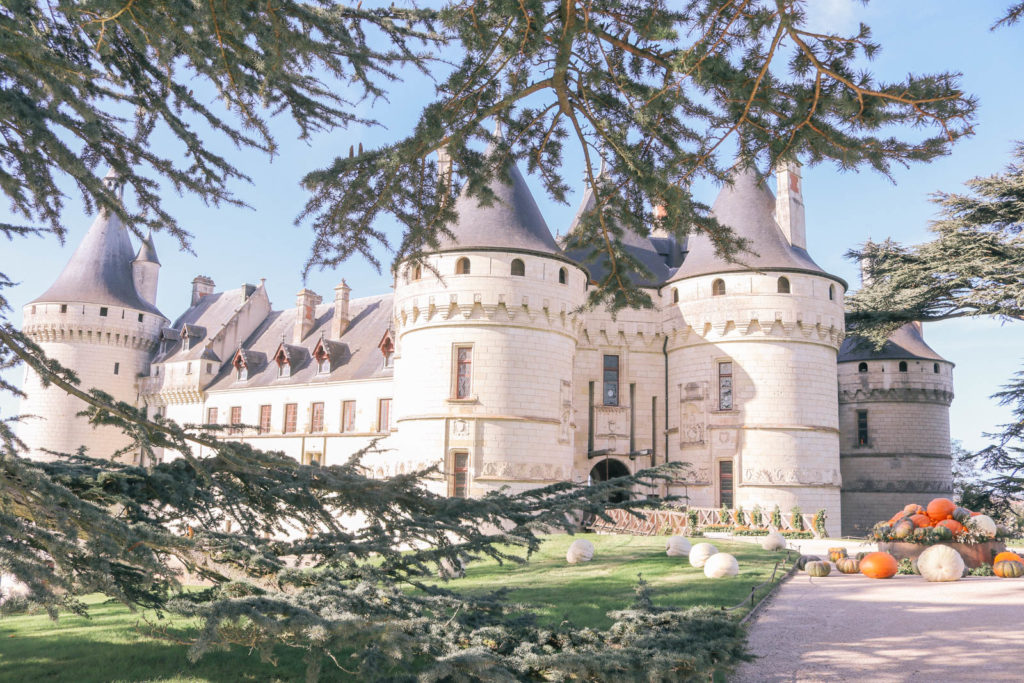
18, 171, 168, 461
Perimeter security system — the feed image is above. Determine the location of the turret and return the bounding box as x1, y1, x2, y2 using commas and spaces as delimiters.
132, 231, 160, 307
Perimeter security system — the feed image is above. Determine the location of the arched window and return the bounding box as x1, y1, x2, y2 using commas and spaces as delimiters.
511, 258, 525, 276
455, 257, 471, 275
898, 361, 908, 372
777, 276, 790, 294
711, 279, 726, 296
672, 287, 679, 303
828, 284, 835, 301
858, 362, 868, 373
933, 363, 940, 374
412, 264, 422, 281
558, 267, 567, 284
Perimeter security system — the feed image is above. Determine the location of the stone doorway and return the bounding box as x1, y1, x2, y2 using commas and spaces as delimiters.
589, 458, 631, 503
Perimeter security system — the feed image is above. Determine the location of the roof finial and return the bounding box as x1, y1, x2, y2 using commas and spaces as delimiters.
493, 119, 504, 139
102, 167, 125, 203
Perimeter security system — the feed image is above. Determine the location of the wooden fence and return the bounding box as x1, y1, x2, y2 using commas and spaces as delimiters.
587, 507, 819, 537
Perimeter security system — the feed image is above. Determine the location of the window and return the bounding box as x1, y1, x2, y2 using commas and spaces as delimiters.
230, 406, 242, 434
858, 362, 868, 373
898, 361, 908, 372
829, 284, 835, 301
186, 362, 193, 375
857, 410, 869, 446
60, 304, 67, 313
283, 403, 298, 434
207, 407, 218, 425
303, 452, 322, 467
30, 305, 36, 314
317, 356, 329, 374
511, 258, 525, 276
113, 362, 119, 375
206, 363, 213, 374
100, 307, 108, 317
454, 346, 473, 399
310, 402, 325, 433
412, 264, 422, 280
378, 398, 392, 432
341, 400, 356, 433
603, 355, 619, 406
718, 361, 733, 411
236, 364, 248, 381
934, 363, 940, 374
558, 267, 567, 284
712, 279, 726, 296
138, 313, 144, 322
777, 276, 790, 294
718, 460, 734, 508
672, 287, 679, 303
455, 257, 471, 274
451, 451, 469, 498
259, 405, 272, 434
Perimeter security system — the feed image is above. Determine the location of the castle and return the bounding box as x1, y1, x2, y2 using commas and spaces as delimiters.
17, 162, 956, 536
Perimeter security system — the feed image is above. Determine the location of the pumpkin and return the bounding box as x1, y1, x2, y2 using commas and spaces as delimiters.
903, 503, 924, 515
910, 514, 933, 528
892, 520, 915, 540
930, 525, 953, 541
856, 551, 870, 562
566, 539, 595, 564
911, 557, 921, 575
969, 514, 998, 539
806, 561, 832, 577
761, 531, 786, 551
996, 524, 1011, 538
665, 536, 692, 557
993, 560, 1024, 578
703, 552, 740, 578
952, 507, 972, 524
917, 544, 964, 582
912, 527, 928, 541
795, 555, 822, 571
926, 497, 956, 523
835, 557, 860, 574
828, 547, 848, 562
971, 511, 981, 516
936, 519, 965, 536
860, 552, 898, 579
688, 542, 718, 568
994, 551, 1023, 565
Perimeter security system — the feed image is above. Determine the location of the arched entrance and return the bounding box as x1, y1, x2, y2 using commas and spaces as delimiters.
589, 458, 632, 503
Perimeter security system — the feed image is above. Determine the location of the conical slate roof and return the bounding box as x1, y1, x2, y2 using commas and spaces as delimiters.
134, 231, 160, 265
31, 185, 163, 316
435, 157, 560, 255
839, 322, 949, 363
669, 167, 824, 282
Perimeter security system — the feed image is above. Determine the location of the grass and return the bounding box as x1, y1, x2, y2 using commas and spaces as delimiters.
0, 535, 787, 681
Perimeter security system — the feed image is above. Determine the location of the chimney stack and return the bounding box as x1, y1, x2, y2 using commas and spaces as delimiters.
774, 160, 806, 250
859, 239, 876, 287
191, 275, 215, 306
332, 280, 351, 338
294, 288, 322, 343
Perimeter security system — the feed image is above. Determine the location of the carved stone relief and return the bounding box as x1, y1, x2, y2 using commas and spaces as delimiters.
742, 467, 842, 487
680, 402, 706, 446
477, 461, 567, 481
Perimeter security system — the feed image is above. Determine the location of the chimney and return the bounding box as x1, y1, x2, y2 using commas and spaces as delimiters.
775, 160, 806, 250
331, 280, 351, 338
191, 275, 215, 306
294, 288, 322, 343
437, 147, 453, 193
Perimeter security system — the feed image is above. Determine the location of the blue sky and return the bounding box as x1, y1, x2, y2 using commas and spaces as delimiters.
3, 1, 1023, 452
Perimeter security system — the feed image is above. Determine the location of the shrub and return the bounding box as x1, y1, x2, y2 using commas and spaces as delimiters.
686, 508, 699, 532
813, 509, 827, 538
734, 507, 746, 527
897, 558, 915, 575
751, 505, 763, 528
969, 563, 994, 576
790, 505, 804, 531
719, 505, 732, 526
771, 504, 782, 529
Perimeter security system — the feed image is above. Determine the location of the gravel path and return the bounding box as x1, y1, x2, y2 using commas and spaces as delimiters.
734, 573, 1024, 682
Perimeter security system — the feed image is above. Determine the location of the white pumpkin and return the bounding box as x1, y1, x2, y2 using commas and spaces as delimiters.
566, 539, 595, 564
666, 536, 692, 557
761, 531, 786, 551
688, 542, 718, 568
969, 514, 998, 539
703, 552, 739, 578
917, 544, 964, 582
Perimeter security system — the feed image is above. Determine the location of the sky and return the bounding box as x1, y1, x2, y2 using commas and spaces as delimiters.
2, 1, 1023, 453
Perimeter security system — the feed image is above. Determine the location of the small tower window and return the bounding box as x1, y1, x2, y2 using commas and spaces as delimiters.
898, 361, 908, 372
455, 257, 471, 275
603, 355, 620, 406
412, 264, 422, 281
672, 288, 679, 303
828, 284, 835, 301
777, 276, 790, 294
933, 363, 940, 374
857, 410, 869, 446
712, 279, 726, 296
511, 258, 525, 276
138, 313, 144, 323
30, 305, 36, 314
558, 267, 567, 285
60, 304, 67, 313
858, 362, 868, 373
113, 362, 119, 375
99, 307, 109, 317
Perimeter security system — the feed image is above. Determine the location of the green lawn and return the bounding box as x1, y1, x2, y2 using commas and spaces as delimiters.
0, 535, 787, 682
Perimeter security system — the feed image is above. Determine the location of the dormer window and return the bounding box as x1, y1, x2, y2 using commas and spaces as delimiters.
181, 329, 191, 351
378, 329, 396, 368
274, 347, 292, 378
232, 350, 249, 381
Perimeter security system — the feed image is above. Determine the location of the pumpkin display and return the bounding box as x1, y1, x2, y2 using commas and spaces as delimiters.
688, 542, 718, 568
912, 527, 928, 541
892, 520, 915, 540
665, 536, 692, 557
969, 514, 998, 539
931, 525, 953, 541
566, 539, 595, 564
926, 497, 956, 523
860, 552, 898, 579
936, 519, 965, 537
917, 544, 964, 582
910, 513, 933, 528
952, 507, 972, 524
856, 551, 870, 561
795, 555, 822, 571
835, 557, 860, 574
993, 560, 1024, 578
806, 561, 832, 577
828, 547, 848, 562
761, 531, 786, 551
703, 552, 740, 578
903, 503, 924, 515
993, 551, 1023, 565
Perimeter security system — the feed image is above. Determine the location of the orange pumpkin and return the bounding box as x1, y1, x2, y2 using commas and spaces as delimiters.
910, 514, 933, 528
903, 503, 924, 516
994, 551, 1023, 564
927, 498, 956, 523
860, 552, 899, 579
936, 519, 965, 536
970, 511, 981, 516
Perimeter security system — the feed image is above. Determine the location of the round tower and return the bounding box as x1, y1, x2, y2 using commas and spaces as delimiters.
837, 323, 954, 535
663, 164, 847, 535
17, 171, 167, 462
391, 153, 587, 497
